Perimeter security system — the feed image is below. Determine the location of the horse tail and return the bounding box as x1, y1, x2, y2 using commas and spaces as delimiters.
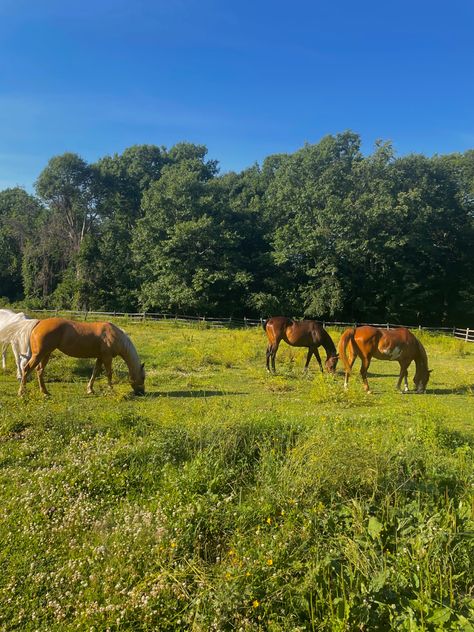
262, 319, 268, 332
338, 328, 356, 373
0, 318, 38, 349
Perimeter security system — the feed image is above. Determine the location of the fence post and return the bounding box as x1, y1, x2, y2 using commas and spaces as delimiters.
244, 317, 247, 328
142, 312, 146, 321
466, 328, 470, 342
453, 326, 456, 336
386, 323, 389, 329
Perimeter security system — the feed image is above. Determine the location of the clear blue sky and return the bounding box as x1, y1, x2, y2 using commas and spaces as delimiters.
1, 0, 473, 191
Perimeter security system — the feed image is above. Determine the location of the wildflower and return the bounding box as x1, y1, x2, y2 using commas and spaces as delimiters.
266, 517, 272, 525
267, 559, 273, 566
253, 600, 260, 608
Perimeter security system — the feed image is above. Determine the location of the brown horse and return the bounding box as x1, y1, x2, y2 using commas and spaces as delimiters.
264, 317, 338, 373
338, 325, 431, 394
19, 318, 145, 396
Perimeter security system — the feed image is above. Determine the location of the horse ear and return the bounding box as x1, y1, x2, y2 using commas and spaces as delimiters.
429, 369, 433, 373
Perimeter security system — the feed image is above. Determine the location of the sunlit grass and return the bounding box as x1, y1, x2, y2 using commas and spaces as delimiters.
0, 320, 473, 630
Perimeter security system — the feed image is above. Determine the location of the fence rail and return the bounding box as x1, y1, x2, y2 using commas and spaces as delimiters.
454, 327, 474, 343
15, 308, 469, 337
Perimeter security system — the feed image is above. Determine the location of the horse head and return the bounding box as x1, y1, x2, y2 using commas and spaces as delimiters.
414, 368, 432, 394
131, 362, 146, 395
325, 354, 339, 374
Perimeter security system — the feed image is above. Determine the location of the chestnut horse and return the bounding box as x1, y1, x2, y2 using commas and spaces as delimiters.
264, 317, 338, 373
338, 325, 431, 394
19, 318, 145, 396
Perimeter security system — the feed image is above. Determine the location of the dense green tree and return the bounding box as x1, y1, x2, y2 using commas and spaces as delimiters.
264, 131, 363, 317
33, 153, 101, 307
0, 135, 472, 324
0, 188, 43, 300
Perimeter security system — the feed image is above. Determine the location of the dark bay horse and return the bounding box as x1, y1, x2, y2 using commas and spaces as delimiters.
338, 325, 431, 393
264, 317, 338, 373
19, 318, 145, 396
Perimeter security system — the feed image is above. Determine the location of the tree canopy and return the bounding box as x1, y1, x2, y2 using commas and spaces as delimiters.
0, 134, 473, 325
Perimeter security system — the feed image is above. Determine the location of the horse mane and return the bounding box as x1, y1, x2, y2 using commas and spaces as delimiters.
414, 336, 429, 371
113, 325, 142, 378
320, 326, 337, 357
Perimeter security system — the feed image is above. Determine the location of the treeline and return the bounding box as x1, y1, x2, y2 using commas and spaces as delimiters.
1, 131, 473, 325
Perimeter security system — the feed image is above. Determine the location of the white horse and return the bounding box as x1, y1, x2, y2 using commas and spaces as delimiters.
0, 309, 39, 380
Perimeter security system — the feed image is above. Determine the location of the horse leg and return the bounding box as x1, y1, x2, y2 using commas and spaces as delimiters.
271, 342, 280, 373
102, 356, 114, 389
1, 344, 6, 371
312, 347, 323, 373
266, 344, 272, 372
343, 347, 357, 389
303, 348, 313, 373
360, 356, 372, 393
11, 342, 22, 380
18, 353, 43, 396
87, 359, 103, 394
35, 353, 51, 396
397, 361, 409, 392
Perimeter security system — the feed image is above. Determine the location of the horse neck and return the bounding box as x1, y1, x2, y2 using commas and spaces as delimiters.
116, 331, 142, 381
320, 328, 337, 358
414, 339, 429, 376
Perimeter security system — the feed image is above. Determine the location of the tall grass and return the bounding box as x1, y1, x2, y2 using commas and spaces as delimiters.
0, 322, 473, 630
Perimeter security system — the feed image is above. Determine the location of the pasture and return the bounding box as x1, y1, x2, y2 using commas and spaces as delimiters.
0, 320, 473, 631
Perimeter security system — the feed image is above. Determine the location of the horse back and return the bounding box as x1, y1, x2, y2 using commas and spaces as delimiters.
356, 327, 418, 361
264, 316, 294, 343
30, 318, 120, 358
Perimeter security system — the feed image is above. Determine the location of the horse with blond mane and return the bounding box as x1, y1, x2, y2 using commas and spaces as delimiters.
338, 325, 431, 394
19, 318, 145, 396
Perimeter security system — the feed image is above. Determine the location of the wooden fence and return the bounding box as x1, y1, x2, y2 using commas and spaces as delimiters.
453, 328, 474, 343
19, 308, 468, 337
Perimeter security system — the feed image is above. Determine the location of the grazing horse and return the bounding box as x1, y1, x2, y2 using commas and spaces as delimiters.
19, 318, 145, 396
264, 317, 338, 373
0, 308, 37, 379
338, 326, 431, 394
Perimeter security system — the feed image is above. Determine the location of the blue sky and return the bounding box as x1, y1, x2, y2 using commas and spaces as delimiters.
1, 0, 473, 191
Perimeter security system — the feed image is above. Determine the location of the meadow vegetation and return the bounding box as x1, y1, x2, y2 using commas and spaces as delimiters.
0, 320, 473, 631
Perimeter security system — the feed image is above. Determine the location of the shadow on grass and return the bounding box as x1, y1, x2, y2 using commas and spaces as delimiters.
148, 390, 247, 398
428, 385, 474, 395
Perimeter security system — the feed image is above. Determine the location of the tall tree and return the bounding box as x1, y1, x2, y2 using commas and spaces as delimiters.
264, 131, 363, 317
34, 153, 101, 307
0, 188, 43, 300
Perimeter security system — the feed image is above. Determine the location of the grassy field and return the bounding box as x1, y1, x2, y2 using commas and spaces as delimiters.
0, 320, 473, 631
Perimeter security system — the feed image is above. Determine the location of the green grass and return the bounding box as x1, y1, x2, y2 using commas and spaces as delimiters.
0, 320, 473, 631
